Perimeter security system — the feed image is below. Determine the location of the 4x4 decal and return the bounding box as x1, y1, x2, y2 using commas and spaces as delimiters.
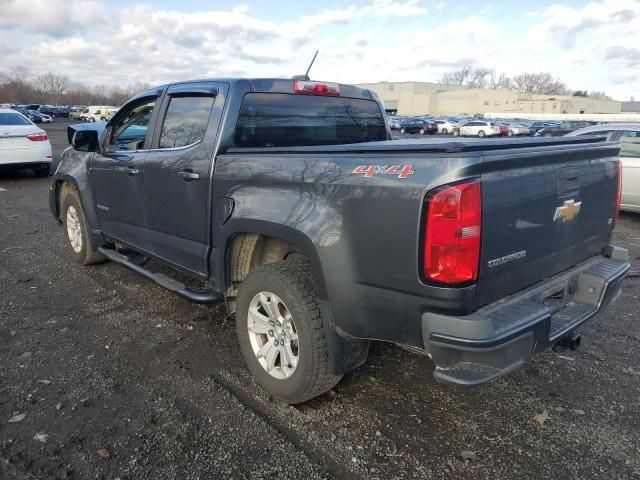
352, 165, 415, 179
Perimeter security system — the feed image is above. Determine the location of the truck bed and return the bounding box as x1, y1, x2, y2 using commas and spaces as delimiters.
225, 135, 609, 155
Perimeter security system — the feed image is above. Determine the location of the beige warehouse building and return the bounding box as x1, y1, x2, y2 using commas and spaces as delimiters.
357, 81, 622, 116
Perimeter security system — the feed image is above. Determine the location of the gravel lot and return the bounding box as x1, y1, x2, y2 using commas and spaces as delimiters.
1, 120, 639, 480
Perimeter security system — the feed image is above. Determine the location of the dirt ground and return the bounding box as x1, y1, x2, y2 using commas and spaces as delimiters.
1, 120, 639, 480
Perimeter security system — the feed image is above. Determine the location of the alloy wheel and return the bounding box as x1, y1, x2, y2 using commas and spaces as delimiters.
247, 291, 299, 380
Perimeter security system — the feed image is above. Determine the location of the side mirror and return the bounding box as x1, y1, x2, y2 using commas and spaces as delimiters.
71, 129, 99, 152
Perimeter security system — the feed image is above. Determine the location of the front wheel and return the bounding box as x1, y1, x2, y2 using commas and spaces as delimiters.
60, 188, 106, 265
441, 128, 448, 135
543, 132, 553, 137
236, 261, 342, 404
400, 128, 406, 134
419, 128, 425, 135
507, 130, 514, 137
453, 130, 460, 137
478, 130, 486, 138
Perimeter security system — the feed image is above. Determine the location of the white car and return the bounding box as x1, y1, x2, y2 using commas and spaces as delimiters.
567, 123, 640, 213
82, 105, 118, 122
456, 120, 501, 137
0, 109, 52, 177
433, 119, 459, 135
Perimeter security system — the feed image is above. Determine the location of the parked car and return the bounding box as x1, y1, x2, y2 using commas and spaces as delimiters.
0, 109, 52, 176
527, 121, 558, 134
399, 118, 437, 134
15, 108, 52, 124
455, 120, 501, 137
69, 107, 86, 120
567, 123, 640, 213
81, 106, 119, 122
537, 121, 592, 137
500, 122, 532, 137
388, 117, 403, 130
433, 119, 459, 135
50, 78, 629, 404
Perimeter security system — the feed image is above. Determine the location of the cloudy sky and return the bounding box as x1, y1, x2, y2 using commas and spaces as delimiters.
0, 0, 638, 100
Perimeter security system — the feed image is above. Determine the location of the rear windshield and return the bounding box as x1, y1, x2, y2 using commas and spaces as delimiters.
0, 112, 31, 126
234, 93, 387, 147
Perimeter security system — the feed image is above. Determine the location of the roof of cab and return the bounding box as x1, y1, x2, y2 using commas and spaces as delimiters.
133, 78, 376, 101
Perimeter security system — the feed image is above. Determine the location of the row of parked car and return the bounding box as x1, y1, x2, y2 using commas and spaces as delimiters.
0, 103, 120, 122
389, 115, 599, 138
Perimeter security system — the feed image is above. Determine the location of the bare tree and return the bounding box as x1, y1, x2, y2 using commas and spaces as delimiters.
589, 90, 611, 100
441, 65, 509, 90
511, 72, 568, 95
0, 69, 151, 106
488, 70, 512, 90
440, 64, 473, 86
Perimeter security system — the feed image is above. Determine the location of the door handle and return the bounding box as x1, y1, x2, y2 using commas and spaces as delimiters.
122, 166, 140, 176
178, 170, 200, 181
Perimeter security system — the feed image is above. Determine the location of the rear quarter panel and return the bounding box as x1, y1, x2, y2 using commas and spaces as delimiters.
213, 151, 481, 345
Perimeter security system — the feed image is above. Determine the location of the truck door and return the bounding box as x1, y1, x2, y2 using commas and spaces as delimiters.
142, 82, 227, 276
89, 94, 162, 253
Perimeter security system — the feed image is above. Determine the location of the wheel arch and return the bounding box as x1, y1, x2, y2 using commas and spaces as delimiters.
221, 220, 328, 303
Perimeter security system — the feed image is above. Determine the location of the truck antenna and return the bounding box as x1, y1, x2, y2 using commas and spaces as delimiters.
304, 50, 319, 79
292, 50, 319, 81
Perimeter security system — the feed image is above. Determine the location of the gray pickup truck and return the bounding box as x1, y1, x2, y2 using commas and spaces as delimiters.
50, 78, 630, 404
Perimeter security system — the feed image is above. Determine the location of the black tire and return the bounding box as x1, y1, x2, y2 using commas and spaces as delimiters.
236, 261, 342, 404
478, 130, 486, 138
100, 117, 106, 122
60, 188, 106, 265
441, 128, 448, 135
400, 128, 406, 134
543, 132, 553, 137
453, 130, 460, 137
33, 166, 50, 178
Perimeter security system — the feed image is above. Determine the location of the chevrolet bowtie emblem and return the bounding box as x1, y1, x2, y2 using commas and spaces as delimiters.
554, 199, 582, 222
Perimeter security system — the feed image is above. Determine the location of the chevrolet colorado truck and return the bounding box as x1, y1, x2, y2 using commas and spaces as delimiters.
50, 78, 630, 404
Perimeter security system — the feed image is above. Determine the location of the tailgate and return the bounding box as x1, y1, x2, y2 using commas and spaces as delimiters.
474, 141, 620, 308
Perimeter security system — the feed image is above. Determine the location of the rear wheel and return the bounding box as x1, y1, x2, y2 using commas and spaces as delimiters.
453, 130, 460, 137
478, 130, 486, 138
419, 128, 425, 135
441, 128, 448, 135
236, 261, 342, 404
507, 130, 514, 137
33, 166, 50, 178
60, 188, 106, 265
543, 132, 553, 137
400, 128, 406, 134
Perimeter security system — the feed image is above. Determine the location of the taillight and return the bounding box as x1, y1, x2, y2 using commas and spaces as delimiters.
294, 80, 340, 96
27, 133, 48, 141
423, 180, 482, 285
614, 160, 622, 224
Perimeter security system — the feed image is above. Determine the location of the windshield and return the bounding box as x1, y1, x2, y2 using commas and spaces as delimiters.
234, 93, 388, 147
0, 112, 31, 126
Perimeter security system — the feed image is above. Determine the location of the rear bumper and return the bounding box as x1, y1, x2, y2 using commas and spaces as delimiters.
0, 143, 52, 167
422, 247, 630, 385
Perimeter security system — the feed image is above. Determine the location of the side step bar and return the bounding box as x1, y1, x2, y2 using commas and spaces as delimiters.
98, 247, 223, 304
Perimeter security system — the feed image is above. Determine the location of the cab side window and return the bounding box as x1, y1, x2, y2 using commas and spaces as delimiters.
620, 131, 640, 158
158, 96, 215, 149
107, 98, 156, 152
